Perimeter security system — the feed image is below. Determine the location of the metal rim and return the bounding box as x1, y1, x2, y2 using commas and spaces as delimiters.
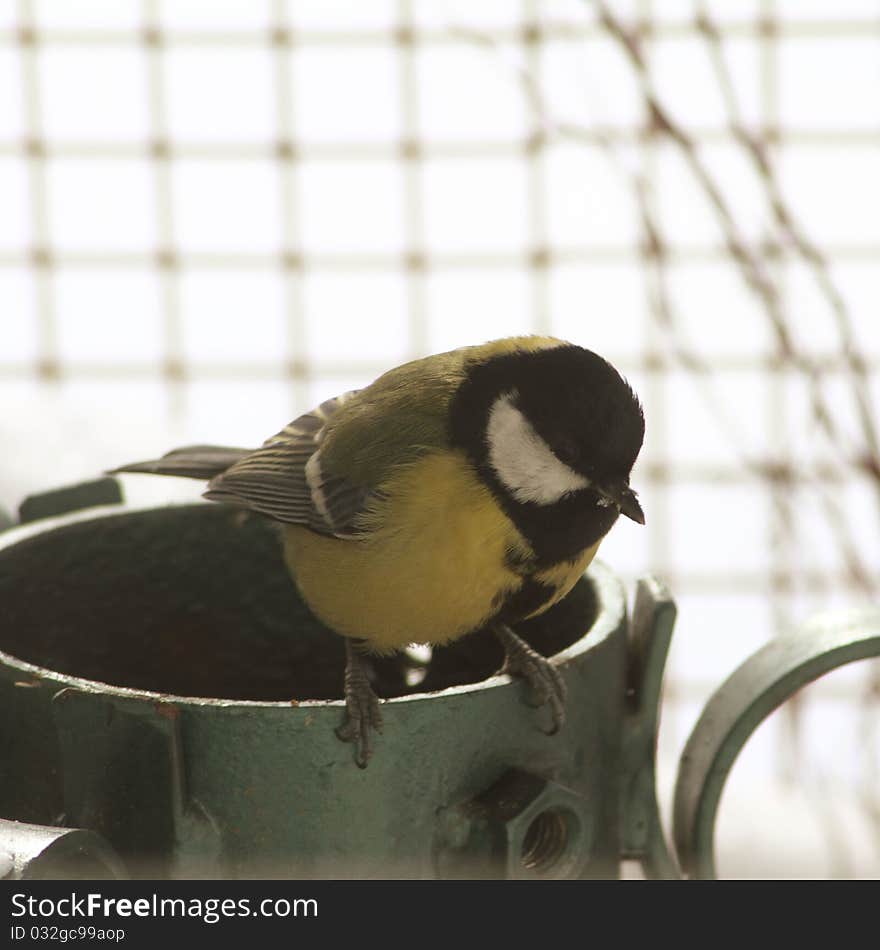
0, 502, 626, 712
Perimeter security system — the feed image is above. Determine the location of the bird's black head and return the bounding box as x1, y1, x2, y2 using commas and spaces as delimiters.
450, 341, 645, 562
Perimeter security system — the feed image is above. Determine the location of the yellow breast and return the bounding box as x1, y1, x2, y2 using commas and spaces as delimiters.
282, 448, 604, 653
282, 450, 526, 652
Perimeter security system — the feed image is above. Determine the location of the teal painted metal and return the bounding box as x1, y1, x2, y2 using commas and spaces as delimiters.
18, 477, 122, 524
0, 498, 655, 879
673, 607, 880, 879
3, 485, 874, 878
619, 576, 680, 879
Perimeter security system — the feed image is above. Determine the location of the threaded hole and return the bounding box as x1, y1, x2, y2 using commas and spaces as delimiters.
520, 809, 574, 874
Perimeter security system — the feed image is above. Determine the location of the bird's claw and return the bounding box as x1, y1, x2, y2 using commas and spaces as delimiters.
337, 640, 383, 768
495, 625, 567, 735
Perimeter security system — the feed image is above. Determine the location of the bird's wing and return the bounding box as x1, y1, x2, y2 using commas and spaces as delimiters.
203, 392, 371, 539
205, 351, 468, 538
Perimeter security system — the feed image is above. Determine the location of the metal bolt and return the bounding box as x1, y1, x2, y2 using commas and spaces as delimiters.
436, 769, 593, 879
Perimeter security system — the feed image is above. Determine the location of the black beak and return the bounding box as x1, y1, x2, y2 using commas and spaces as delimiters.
619, 487, 645, 525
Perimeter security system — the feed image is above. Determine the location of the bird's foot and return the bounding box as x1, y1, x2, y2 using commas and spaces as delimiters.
494, 624, 567, 735
335, 639, 384, 768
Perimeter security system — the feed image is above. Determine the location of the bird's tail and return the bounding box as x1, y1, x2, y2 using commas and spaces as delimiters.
108, 444, 252, 481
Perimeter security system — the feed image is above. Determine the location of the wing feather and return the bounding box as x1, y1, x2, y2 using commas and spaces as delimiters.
204, 348, 465, 538
204, 391, 371, 538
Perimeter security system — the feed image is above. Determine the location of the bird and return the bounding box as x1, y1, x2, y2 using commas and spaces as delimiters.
110, 336, 645, 767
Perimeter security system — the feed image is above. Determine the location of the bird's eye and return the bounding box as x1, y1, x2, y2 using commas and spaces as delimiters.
554, 439, 579, 468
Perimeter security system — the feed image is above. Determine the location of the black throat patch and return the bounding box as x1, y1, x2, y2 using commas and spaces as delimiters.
448, 345, 630, 565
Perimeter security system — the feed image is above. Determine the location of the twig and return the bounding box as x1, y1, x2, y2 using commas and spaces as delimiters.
694, 1, 880, 509
593, 1, 868, 466
592, 0, 877, 596
452, 9, 877, 596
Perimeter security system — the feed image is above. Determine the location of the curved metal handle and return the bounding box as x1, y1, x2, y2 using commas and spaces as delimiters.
672, 606, 880, 879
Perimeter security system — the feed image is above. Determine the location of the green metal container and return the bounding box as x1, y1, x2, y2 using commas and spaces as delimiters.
0, 493, 676, 879
7, 484, 873, 878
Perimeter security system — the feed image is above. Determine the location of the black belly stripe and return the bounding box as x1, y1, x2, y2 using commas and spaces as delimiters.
491, 576, 559, 626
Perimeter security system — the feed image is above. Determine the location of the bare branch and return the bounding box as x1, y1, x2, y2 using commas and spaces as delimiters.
694, 1, 880, 505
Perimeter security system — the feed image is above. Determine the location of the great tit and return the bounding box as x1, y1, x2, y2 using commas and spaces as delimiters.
111, 336, 645, 766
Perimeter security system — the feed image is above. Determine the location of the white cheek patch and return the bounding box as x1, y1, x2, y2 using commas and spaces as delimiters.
486, 393, 589, 505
